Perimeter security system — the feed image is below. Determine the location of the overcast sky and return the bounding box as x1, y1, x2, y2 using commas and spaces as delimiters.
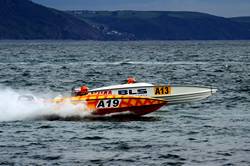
32, 0, 250, 17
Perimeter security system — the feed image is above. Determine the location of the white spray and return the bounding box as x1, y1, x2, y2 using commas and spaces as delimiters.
0, 87, 91, 121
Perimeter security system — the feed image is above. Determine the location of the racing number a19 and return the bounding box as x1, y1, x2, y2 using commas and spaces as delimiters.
154, 86, 171, 95
97, 99, 121, 108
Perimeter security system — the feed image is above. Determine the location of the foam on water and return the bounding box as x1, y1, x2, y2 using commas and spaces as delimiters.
0, 87, 90, 121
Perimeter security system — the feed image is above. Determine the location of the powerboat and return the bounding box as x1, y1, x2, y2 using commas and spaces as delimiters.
18, 80, 216, 117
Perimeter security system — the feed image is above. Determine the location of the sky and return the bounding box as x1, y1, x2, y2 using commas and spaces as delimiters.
32, 0, 250, 17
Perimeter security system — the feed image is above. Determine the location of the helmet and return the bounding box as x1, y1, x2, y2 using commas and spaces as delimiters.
80, 86, 89, 94
72, 85, 89, 96
127, 77, 136, 84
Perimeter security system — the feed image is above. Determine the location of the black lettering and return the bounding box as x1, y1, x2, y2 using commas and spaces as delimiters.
138, 89, 147, 94
113, 99, 119, 107
160, 87, 164, 94
118, 89, 147, 95
106, 100, 111, 107
118, 90, 128, 95
165, 87, 169, 94
97, 100, 105, 108
155, 88, 160, 95
129, 89, 137, 95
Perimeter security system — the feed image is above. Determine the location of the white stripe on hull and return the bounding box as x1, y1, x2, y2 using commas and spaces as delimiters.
154, 91, 213, 105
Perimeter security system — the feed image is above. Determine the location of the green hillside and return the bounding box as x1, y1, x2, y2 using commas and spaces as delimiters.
69, 10, 250, 40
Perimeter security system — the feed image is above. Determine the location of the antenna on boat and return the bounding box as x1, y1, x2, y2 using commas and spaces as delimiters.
166, 79, 171, 86
167, 79, 172, 94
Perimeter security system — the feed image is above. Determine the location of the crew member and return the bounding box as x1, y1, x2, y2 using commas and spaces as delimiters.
127, 76, 136, 84
72, 85, 89, 96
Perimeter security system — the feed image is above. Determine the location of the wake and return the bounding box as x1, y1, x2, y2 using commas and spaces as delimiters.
0, 87, 90, 121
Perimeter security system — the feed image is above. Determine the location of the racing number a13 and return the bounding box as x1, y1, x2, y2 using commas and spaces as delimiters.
154, 86, 171, 95
97, 99, 121, 108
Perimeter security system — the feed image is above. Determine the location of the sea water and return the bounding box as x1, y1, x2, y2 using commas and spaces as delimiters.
0, 40, 249, 165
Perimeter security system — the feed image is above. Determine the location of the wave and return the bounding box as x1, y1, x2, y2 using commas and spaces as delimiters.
67, 61, 209, 66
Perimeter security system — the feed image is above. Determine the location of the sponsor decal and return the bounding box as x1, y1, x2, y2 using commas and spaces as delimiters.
154, 86, 171, 95
118, 89, 147, 95
97, 99, 121, 108
91, 90, 112, 95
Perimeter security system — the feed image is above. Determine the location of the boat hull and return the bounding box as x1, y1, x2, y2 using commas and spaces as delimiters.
90, 83, 217, 105
50, 94, 167, 116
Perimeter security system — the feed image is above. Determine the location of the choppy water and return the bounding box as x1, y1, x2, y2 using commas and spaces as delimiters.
0, 40, 249, 165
